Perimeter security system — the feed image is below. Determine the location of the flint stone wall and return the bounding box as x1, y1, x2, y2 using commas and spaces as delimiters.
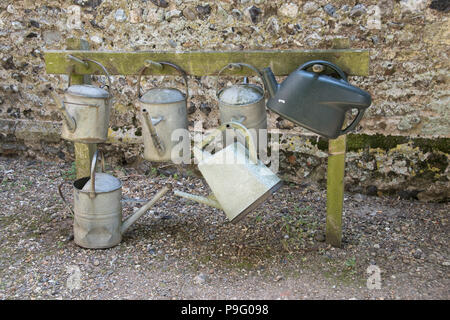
0, 0, 449, 201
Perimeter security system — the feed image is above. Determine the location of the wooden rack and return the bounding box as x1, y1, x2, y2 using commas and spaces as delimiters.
44, 38, 370, 248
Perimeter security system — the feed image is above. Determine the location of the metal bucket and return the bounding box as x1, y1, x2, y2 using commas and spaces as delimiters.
58, 150, 170, 249
137, 61, 189, 162
57, 59, 112, 143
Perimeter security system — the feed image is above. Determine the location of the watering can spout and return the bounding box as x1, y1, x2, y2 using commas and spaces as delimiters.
50, 91, 77, 132
173, 190, 223, 210
120, 185, 171, 234
261, 67, 279, 98
142, 110, 166, 156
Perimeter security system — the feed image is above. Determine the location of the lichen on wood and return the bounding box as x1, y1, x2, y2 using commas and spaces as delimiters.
44, 49, 370, 77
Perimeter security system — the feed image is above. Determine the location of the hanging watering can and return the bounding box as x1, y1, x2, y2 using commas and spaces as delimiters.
137, 61, 189, 162
58, 150, 170, 249
174, 121, 282, 223
262, 60, 372, 139
217, 63, 267, 131
51, 58, 113, 143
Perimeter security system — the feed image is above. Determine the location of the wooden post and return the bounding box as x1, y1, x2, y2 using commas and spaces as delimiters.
325, 38, 350, 248
326, 135, 346, 247
66, 38, 97, 179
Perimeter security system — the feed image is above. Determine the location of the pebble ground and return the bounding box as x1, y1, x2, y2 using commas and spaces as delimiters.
0, 157, 448, 300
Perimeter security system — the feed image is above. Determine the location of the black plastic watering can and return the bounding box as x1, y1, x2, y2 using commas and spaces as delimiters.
262, 60, 372, 139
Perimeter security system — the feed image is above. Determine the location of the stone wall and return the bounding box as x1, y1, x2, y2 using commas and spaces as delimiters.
0, 0, 449, 201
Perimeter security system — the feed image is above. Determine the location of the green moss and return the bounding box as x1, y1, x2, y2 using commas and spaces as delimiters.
411, 137, 450, 154
310, 138, 329, 151
135, 127, 142, 137
309, 134, 449, 154
415, 153, 448, 181
348, 134, 450, 153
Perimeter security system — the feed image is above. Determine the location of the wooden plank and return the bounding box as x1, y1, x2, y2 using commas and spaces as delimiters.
65, 38, 97, 179
44, 49, 369, 76
326, 135, 346, 248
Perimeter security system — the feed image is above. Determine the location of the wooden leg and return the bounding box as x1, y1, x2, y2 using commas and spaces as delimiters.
325, 37, 351, 248
326, 135, 346, 248
75, 143, 97, 178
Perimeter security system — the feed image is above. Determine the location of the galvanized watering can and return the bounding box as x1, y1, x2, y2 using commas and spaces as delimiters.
174, 121, 282, 223
217, 63, 267, 131
51, 58, 113, 143
58, 150, 170, 249
137, 61, 189, 162
262, 60, 372, 139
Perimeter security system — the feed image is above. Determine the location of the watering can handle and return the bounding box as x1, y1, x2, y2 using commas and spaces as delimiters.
195, 121, 258, 164
216, 62, 266, 97
137, 61, 189, 100
67, 57, 113, 96
298, 60, 348, 82
58, 182, 74, 216
89, 150, 106, 198
340, 109, 366, 135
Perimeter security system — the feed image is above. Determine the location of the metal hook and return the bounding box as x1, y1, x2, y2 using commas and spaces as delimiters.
144, 60, 163, 70
67, 55, 89, 68
227, 63, 242, 71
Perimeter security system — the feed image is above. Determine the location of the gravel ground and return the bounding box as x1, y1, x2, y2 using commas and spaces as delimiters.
0, 156, 448, 300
